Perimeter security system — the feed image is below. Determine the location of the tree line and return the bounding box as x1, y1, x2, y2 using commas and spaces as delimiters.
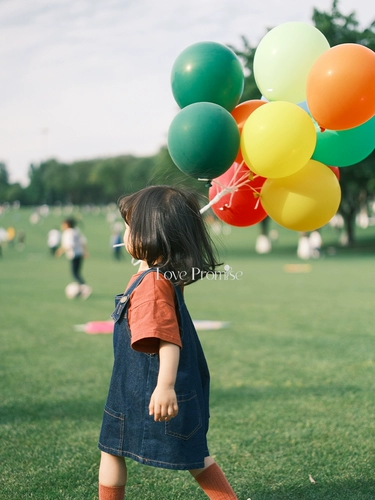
0, 148, 206, 207
1, 1, 375, 244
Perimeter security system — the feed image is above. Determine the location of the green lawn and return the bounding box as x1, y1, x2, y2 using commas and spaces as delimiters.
0, 206, 374, 499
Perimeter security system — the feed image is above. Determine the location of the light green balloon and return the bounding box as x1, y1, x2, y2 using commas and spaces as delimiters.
254, 22, 330, 103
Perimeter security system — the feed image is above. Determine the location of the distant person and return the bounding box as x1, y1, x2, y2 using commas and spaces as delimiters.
56, 218, 92, 299
297, 232, 312, 260
7, 226, 16, 247
47, 228, 61, 255
111, 229, 123, 260
17, 229, 26, 251
98, 186, 237, 500
0, 227, 8, 257
309, 231, 322, 259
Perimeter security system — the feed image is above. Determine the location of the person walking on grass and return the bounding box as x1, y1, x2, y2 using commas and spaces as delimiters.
98, 186, 238, 500
56, 217, 92, 299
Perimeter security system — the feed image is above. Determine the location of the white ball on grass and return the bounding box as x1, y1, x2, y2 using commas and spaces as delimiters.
65, 282, 81, 299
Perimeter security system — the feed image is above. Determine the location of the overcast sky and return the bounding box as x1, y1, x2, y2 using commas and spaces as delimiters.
1, 0, 375, 185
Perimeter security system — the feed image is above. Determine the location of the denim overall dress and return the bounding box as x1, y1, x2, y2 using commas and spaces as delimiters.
98, 269, 210, 470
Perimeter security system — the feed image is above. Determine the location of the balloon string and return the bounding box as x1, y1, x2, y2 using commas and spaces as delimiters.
200, 189, 229, 214
199, 165, 261, 214
254, 195, 261, 210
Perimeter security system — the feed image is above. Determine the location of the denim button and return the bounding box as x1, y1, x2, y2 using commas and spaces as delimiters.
120, 295, 128, 303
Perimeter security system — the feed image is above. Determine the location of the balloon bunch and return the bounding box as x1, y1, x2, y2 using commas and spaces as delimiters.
168, 23, 375, 231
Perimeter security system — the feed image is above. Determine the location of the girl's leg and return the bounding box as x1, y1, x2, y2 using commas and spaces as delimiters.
190, 456, 238, 500
99, 452, 127, 500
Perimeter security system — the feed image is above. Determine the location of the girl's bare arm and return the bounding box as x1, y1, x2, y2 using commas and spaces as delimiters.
149, 340, 180, 422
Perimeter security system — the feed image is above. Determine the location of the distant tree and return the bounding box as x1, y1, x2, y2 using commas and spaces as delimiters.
4, 183, 24, 204
24, 163, 47, 205
229, 37, 261, 103
151, 146, 208, 196
0, 162, 9, 202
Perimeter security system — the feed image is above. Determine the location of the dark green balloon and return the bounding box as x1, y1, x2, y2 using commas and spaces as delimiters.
168, 102, 240, 180
171, 41, 244, 112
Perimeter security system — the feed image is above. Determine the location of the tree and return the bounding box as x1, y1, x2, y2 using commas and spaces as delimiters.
0, 163, 9, 202
151, 147, 208, 196
231, 0, 375, 244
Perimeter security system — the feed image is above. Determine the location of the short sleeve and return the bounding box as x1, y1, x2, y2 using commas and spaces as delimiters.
128, 272, 182, 354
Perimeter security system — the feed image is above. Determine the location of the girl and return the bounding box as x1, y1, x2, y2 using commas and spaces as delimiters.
98, 186, 238, 499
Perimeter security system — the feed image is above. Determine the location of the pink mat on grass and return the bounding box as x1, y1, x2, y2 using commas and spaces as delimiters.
75, 320, 229, 334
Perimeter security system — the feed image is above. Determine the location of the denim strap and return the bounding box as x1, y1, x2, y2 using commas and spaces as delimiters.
111, 268, 163, 322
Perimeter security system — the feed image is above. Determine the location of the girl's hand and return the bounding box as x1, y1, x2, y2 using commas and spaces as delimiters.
149, 385, 179, 422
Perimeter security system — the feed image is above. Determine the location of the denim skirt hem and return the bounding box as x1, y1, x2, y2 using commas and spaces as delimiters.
98, 441, 208, 470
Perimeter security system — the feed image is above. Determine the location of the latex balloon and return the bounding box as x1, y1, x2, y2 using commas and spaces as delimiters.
329, 166, 341, 180
313, 114, 375, 166
171, 41, 244, 112
241, 101, 316, 178
254, 22, 330, 103
231, 99, 267, 163
260, 159, 341, 231
168, 102, 240, 180
231, 100, 267, 130
307, 43, 375, 130
209, 162, 267, 227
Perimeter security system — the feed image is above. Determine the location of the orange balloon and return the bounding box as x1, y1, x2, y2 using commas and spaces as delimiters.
231, 100, 266, 162
231, 99, 267, 130
307, 44, 375, 130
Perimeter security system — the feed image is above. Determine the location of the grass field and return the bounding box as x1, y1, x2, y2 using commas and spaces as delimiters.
0, 206, 374, 499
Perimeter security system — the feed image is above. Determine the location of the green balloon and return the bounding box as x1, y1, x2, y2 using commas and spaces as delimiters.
313, 115, 375, 167
171, 42, 244, 112
168, 102, 240, 180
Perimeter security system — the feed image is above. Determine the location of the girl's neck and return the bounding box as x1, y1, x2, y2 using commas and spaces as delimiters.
138, 260, 150, 272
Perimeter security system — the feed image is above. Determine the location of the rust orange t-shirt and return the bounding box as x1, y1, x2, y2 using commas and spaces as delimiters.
127, 271, 182, 354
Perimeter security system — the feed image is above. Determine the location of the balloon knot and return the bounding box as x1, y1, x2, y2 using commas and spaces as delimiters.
205, 181, 212, 188
320, 126, 326, 133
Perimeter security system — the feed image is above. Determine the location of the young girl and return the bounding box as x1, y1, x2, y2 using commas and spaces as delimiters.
98, 186, 238, 500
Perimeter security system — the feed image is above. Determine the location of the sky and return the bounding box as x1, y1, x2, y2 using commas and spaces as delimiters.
1, 0, 375, 186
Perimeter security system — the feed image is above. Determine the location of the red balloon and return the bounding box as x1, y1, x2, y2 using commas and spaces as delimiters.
231, 100, 267, 163
209, 162, 267, 227
329, 166, 341, 180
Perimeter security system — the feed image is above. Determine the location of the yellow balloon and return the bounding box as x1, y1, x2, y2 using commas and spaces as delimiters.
260, 159, 341, 231
241, 101, 317, 179
254, 22, 330, 103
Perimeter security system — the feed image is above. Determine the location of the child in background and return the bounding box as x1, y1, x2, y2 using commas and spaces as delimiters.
98, 186, 238, 499
57, 218, 92, 299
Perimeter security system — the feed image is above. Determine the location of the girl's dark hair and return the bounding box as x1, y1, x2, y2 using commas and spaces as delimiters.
118, 185, 221, 285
